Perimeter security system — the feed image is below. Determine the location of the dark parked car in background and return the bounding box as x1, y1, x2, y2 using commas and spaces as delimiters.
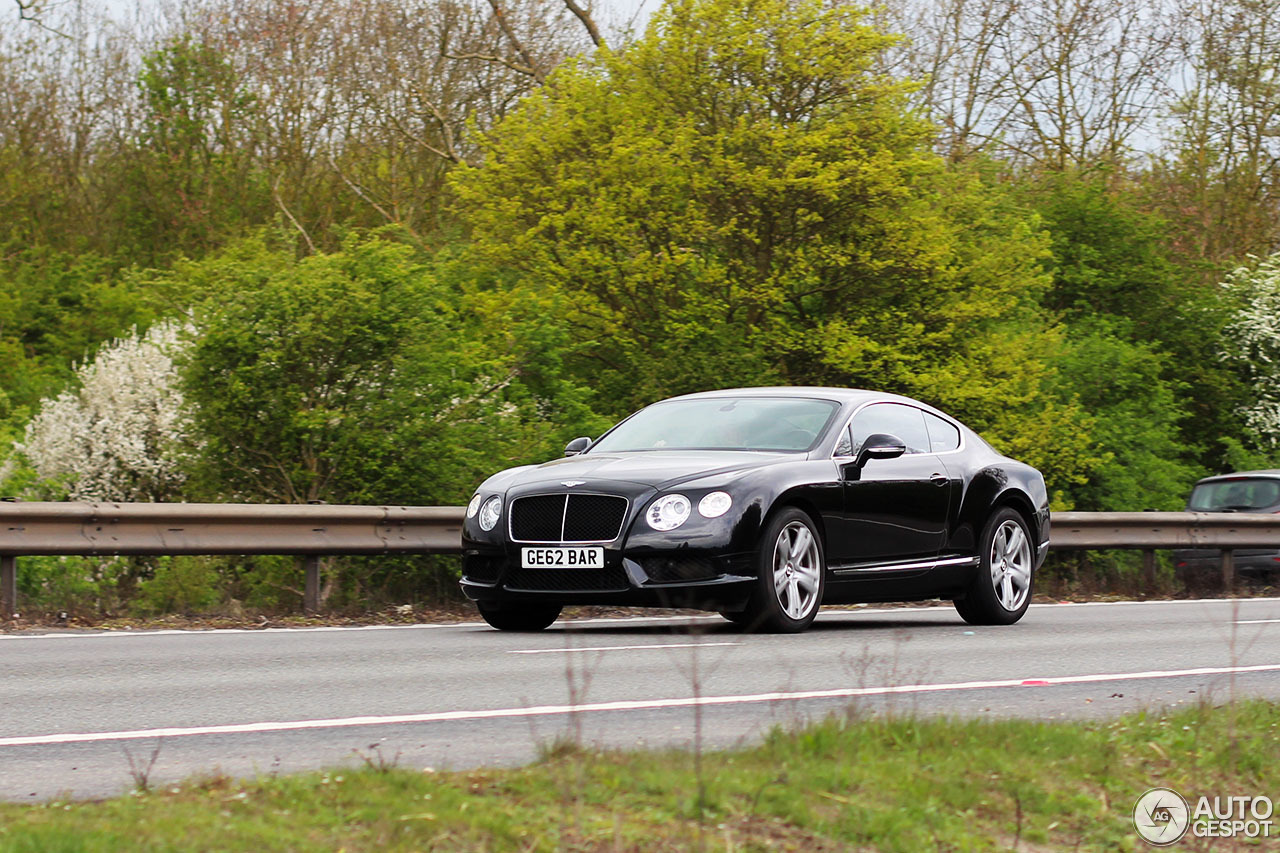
1175, 470, 1280, 577
460, 387, 1050, 632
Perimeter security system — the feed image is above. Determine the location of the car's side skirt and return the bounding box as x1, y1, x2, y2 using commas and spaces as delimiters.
829, 555, 979, 576
822, 555, 980, 605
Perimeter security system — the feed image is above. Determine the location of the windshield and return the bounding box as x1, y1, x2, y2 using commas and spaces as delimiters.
1188, 477, 1280, 511
591, 397, 840, 453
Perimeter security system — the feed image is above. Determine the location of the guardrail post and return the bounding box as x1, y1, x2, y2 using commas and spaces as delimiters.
1220, 549, 1235, 593
1141, 549, 1156, 592
303, 555, 321, 615
1, 555, 15, 617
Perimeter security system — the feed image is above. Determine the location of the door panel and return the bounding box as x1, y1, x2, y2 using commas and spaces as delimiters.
835, 452, 951, 567
824, 402, 954, 570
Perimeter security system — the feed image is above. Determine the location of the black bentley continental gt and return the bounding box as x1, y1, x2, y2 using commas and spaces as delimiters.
461, 388, 1049, 633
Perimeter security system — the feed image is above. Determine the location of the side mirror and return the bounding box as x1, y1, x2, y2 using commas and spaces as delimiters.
853, 433, 906, 470
564, 436, 593, 457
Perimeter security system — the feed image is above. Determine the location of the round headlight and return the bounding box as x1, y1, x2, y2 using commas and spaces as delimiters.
478, 496, 503, 531
646, 494, 691, 531
466, 493, 483, 518
698, 491, 733, 518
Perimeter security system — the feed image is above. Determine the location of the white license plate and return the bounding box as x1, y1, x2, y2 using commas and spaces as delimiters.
521, 547, 605, 569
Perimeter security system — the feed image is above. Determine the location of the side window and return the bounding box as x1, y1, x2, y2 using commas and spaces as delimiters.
834, 424, 854, 456
848, 403, 930, 454
924, 412, 961, 453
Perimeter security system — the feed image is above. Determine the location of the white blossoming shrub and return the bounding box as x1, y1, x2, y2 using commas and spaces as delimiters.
1221, 254, 1280, 450
15, 321, 195, 501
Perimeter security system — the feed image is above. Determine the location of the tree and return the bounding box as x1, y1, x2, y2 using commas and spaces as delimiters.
877, 0, 1176, 168
119, 34, 267, 260
1220, 253, 1280, 455
0, 246, 158, 427
7, 321, 194, 501
1149, 0, 1280, 267
1048, 322, 1197, 510
452, 0, 1101, 499
179, 234, 601, 506
1024, 169, 1247, 483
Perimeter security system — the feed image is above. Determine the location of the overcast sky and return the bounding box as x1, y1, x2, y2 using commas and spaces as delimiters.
3, 0, 656, 36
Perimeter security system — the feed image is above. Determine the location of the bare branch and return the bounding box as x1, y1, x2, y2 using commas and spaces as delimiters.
485, 0, 546, 83
442, 49, 537, 78
562, 0, 604, 49
12, 0, 71, 37
326, 152, 425, 245
272, 174, 317, 255
388, 110, 463, 164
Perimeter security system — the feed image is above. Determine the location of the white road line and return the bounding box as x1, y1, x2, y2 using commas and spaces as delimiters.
2, 597, 1279, 641
0, 624, 446, 641
1025, 596, 1280, 609
3, 662, 1278, 748
1236, 619, 1280, 624
509, 642, 740, 655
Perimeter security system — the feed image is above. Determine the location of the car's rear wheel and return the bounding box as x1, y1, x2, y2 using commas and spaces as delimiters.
954, 507, 1033, 625
475, 601, 562, 631
738, 507, 825, 633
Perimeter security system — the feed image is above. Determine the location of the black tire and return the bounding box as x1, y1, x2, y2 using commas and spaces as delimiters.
739, 507, 826, 633
475, 601, 562, 632
954, 507, 1034, 626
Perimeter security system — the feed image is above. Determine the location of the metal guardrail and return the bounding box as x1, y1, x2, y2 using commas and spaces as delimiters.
0, 502, 465, 615
1045, 511, 1279, 591
1, 505, 1275, 616
1051, 511, 1280, 549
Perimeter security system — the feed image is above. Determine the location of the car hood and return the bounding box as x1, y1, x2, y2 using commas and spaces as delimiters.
504, 450, 796, 490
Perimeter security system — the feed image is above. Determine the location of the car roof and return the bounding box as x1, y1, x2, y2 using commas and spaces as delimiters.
1193, 470, 1280, 484
661, 387, 967, 426
664, 386, 917, 407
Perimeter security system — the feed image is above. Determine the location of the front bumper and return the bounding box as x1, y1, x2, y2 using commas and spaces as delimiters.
460, 547, 757, 610
1035, 539, 1049, 572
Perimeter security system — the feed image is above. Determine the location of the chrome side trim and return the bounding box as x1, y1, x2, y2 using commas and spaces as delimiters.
933, 555, 981, 567
831, 555, 979, 575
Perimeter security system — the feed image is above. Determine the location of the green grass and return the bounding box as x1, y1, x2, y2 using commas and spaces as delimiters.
3, 701, 1278, 851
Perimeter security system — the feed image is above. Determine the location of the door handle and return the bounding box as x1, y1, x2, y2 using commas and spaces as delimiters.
930, 473, 948, 487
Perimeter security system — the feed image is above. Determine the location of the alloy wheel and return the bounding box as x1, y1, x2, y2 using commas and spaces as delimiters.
772, 520, 821, 620
989, 518, 1032, 611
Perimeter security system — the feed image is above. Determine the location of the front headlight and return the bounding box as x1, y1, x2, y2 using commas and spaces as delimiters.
478, 496, 503, 531
466, 494, 483, 518
646, 494, 691, 531
698, 491, 733, 518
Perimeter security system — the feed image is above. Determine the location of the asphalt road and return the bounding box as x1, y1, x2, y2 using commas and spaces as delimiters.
2, 597, 1279, 801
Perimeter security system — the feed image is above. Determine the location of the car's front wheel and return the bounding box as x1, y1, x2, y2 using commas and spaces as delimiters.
954, 507, 1034, 625
475, 601, 562, 632
738, 507, 825, 633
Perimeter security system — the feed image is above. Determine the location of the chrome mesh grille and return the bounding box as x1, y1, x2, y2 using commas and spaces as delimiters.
509, 495, 564, 541
509, 493, 627, 543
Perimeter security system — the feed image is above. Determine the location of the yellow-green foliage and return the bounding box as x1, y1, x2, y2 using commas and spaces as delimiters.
452, 0, 1101, 498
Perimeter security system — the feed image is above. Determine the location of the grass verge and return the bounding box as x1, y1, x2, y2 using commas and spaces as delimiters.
2, 701, 1277, 851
